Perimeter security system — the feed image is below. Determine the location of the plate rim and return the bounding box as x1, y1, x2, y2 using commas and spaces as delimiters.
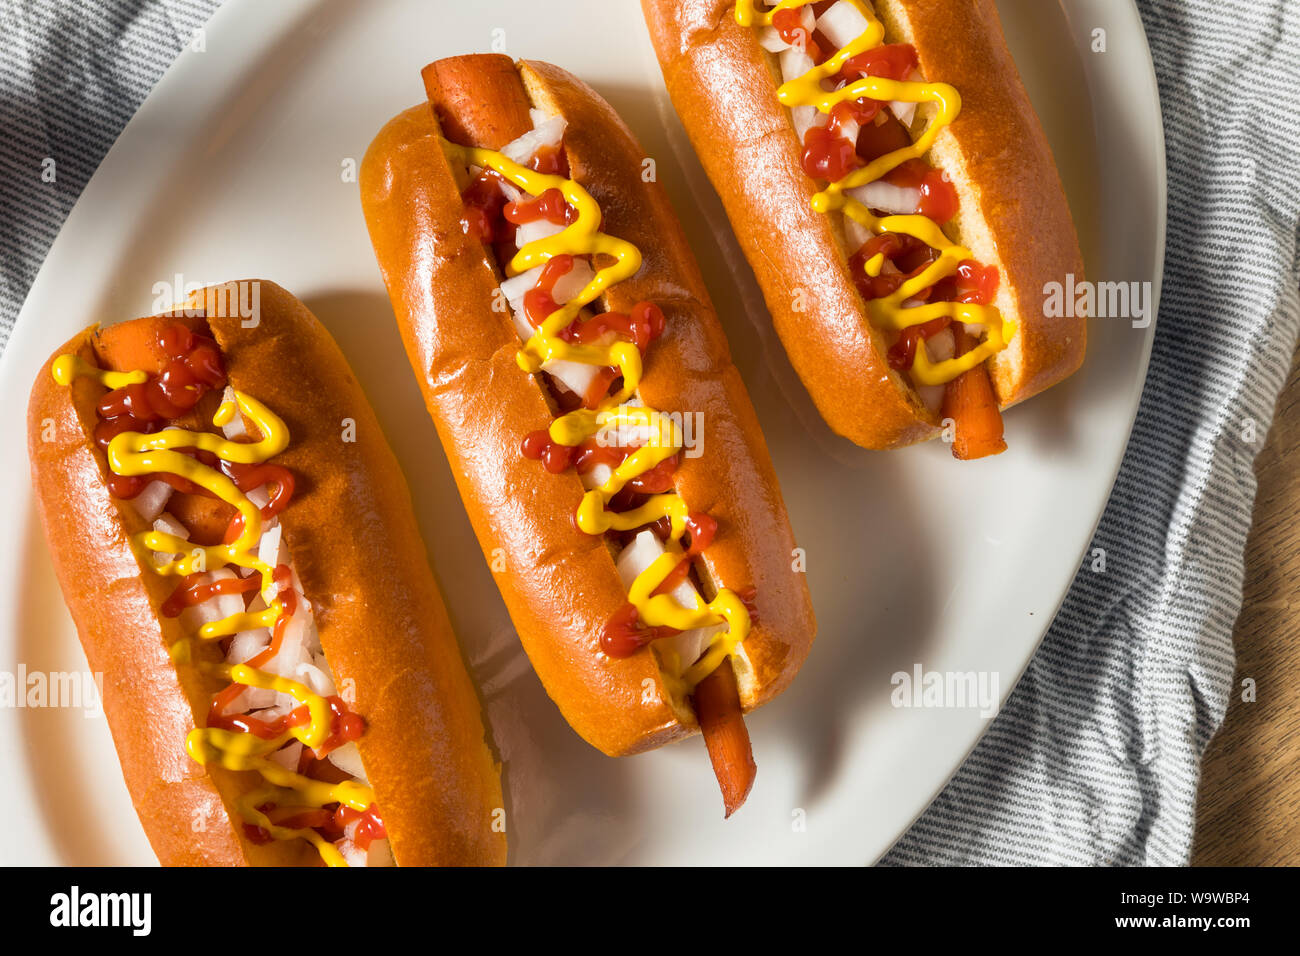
0, 0, 1168, 866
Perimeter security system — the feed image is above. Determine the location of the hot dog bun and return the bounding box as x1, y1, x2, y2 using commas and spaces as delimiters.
27, 280, 507, 866
360, 56, 815, 757
642, 0, 1086, 449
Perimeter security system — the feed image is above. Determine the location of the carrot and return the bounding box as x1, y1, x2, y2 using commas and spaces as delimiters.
93, 314, 234, 541
941, 324, 1007, 460
692, 662, 756, 818
165, 492, 237, 547
422, 54, 534, 150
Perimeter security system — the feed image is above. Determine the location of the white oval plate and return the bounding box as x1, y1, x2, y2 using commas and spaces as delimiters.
0, 0, 1163, 865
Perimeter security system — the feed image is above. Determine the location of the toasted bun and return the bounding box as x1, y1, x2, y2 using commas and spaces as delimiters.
641, 0, 1087, 448
360, 56, 815, 756
27, 280, 506, 866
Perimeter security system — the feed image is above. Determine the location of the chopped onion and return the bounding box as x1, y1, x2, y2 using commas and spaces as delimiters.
514, 218, 566, 247
498, 178, 524, 204
152, 512, 188, 540
218, 386, 248, 439
226, 685, 278, 713
185, 569, 245, 631
926, 327, 956, 363
615, 530, 701, 612
670, 623, 727, 675
295, 659, 336, 698
150, 512, 189, 565
327, 742, 368, 783
541, 359, 602, 399
551, 258, 595, 303
779, 46, 814, 83
268, 741, 302, 771
889, 99, 917, 129
847, 181, 921, 215
817, 1, 870, 49
888, 72, 923, 128
581, 463, 613, 490
226, 627, 271, 664
758, 25, 789, 52
842, 214, 874, 252
500, 266, 544, 310
791, 104, 824, 142
129, 480, 172, 523
614, 533, 726, 676
509, 306, 535, 343
246, 485, 270, 510
502, 114, 566, 166
263, 609, 309, 678
597, 416, 656, 451
338, 839, 367, 867
257, 523, 283, 572
836, 117, 861, 147
253, 701, 293, 722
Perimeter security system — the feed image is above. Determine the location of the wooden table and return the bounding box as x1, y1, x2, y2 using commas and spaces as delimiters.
1192, 339, 1300, 865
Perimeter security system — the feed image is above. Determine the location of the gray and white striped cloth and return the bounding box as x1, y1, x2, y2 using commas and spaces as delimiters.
2, 0, 1297, 865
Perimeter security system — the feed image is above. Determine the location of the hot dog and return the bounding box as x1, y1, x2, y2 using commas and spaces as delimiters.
360, 55, 815, 815
26, 280, 507, 866
642, 0, 1088, 457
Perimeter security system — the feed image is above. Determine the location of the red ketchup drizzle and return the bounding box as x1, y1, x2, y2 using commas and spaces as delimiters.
219, 462, 296, 542
460, 171, 511, 244
207, 693, 362, 756
839, 43, 917, 87
94, 324, 226, 499
243, 803, 386, 850
848, 232, 939, 301
460, 143, 571, 245
772, 7, 820, 62
488, 139, 750, 668
600, 514, 718, 658
335, 804, 387, 852
523, 258, 665, 410
523, 254, 575, 329
802, 43, 919, 183
881, 158, 958, 223
930, 258, 1000, 306
521, 432, 681, 494
847, 235, 1000, 370
161, 572, 259, 618
504, 187, 576, 228
90, 329, 373, 856
888, 317, 953, 371
802, 100, 875, 182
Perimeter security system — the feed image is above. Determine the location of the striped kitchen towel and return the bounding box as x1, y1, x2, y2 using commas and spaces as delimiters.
885, 0, 1300, 865
2, 0, 1297, 865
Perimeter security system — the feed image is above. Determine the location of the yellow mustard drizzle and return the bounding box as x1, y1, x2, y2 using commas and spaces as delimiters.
735, 0, 1014, 385
55, 356, 366, 867
444, 140, 750, 693
52, 354, 146, 390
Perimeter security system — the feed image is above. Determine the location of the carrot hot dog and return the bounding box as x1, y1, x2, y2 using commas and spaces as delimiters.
642, 0, 1087, 458
360, 55, 816, 814
27, 280, 507, 866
